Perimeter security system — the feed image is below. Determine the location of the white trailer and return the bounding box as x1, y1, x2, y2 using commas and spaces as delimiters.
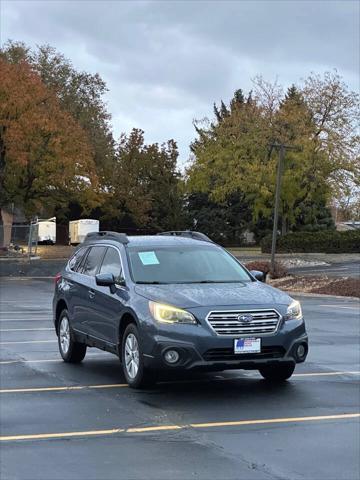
37, 217, 56, 244
69, 219, 99, 245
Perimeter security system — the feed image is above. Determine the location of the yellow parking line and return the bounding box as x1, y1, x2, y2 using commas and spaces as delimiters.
189, 413, 360, 430
1, 413, 358, 442
90, 383, 127, 390
0, 384, 128, 394
127, 425, 183, 433
0, 428, 125, 442
1, 371, 359, 392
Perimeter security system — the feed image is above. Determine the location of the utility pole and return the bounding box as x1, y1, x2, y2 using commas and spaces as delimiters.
269, 143, 300, 272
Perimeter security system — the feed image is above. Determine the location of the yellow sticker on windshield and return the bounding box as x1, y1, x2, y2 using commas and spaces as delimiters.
138, 251, 160, 265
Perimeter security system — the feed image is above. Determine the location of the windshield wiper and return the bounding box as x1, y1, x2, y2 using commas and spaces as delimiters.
182, 280, 248, 284
136, 280, 249, 285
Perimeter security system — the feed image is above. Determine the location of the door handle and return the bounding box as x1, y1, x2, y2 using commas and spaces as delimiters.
88, 289, 95, 299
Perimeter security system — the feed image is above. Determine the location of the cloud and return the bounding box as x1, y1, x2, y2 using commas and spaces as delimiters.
1, 0, 359, 163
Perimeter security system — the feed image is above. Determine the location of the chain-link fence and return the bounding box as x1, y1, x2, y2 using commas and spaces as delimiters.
0, 223, 39, 257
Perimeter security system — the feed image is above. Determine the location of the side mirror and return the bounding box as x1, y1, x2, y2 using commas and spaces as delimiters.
96, 273, 116, 293
96, 273, 115, 286
250, 270, 265, 282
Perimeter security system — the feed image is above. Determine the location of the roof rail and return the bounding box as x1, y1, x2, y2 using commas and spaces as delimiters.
157, 231, 213, 243
84, 231, 129, 244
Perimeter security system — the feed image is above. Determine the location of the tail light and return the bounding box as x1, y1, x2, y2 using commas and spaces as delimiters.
54, 272, 62, 284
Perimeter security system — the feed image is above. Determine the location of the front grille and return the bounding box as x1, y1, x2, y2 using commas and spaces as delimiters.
203, 346, 285, 362
207, 310, 280, 336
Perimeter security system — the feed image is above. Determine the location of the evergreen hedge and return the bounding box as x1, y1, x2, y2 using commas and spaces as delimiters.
260, 230, 360, 253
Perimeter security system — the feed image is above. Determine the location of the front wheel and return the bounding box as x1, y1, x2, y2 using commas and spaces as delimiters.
121, 324, 156, 389
58, 310, 87, 363
259, 363, 295, 382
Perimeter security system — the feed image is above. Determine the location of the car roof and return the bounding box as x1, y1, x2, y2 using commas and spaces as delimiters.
127, 235, 214, 248
85, 235, 215, 248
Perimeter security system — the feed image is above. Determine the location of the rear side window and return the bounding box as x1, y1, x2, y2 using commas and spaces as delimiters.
68, 247, 87, 272
99, 247, 123, 282
82, 246, 106, 276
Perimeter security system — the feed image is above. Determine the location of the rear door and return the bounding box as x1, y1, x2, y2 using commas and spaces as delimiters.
89, 246, 127, 345
74, 246, 106, 337
63, 246, 89, 330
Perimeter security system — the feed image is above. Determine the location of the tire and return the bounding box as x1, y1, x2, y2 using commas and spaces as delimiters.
259, 363, 295, 382
121, 323, 156, 389
57, 310, 87, 363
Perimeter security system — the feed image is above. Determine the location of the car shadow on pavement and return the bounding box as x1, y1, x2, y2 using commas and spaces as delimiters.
62, 356, 306, 408
69, 357, 292, 392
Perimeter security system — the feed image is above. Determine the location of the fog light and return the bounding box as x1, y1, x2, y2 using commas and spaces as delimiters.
164, 350, 180, 364
296, 344, 306, 359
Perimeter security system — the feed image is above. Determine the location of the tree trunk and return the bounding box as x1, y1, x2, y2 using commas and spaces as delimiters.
1, 208, 13, 248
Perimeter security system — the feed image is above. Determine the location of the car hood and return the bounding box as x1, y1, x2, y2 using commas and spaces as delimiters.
135, 281, 292, 309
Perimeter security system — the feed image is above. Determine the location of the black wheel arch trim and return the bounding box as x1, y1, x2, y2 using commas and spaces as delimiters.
117, 308, 141, 347
54, 298, 69, 334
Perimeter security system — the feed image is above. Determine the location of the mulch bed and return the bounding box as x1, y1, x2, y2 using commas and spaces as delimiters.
270, 276, 360, 298
311, 278, 360, 297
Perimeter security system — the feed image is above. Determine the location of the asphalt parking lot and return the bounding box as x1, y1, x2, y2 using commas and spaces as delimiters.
0, 278, 359, 480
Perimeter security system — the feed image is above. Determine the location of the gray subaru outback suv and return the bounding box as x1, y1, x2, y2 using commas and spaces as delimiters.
53, 231, 308, 388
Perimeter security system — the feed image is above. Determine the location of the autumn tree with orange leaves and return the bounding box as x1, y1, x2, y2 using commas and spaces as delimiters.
0, 58, 99, 246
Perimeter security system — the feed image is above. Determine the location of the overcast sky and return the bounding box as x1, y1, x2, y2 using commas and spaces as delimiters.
1, 0, 359, 163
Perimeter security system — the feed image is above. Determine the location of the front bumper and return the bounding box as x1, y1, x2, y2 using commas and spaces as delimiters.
142, 318, 308, 372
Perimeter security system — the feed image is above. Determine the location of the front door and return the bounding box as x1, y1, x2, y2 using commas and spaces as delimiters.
90, 246, 127, 345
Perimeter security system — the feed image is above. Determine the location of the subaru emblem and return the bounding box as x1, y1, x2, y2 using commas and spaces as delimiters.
238, 314, 253, 323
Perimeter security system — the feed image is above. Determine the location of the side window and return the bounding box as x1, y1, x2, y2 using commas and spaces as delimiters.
68, 247, 87, 272
82, 246, 106, 276
99, 247, 123, 283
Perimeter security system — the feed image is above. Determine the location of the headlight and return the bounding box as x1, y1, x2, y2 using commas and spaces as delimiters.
285, 300, 303, 321
149, 301, 197, 324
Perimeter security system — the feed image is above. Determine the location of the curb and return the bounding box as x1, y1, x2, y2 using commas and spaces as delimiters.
285, 291, 360, 301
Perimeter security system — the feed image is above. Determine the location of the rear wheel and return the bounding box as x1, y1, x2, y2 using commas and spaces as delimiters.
121, 323, 156, 389
58, 310, 87, 363
259, 363, 295, 382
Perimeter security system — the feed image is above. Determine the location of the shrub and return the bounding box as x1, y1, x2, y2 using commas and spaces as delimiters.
260, 230, 360, 253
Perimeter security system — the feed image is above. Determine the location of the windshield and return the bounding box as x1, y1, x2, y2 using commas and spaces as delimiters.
127, 245, 252, 284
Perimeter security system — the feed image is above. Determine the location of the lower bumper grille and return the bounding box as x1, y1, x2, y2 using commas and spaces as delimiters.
203, 346, 285, 362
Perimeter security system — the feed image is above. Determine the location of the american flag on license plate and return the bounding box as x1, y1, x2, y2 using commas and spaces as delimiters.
237, 338, 255, 347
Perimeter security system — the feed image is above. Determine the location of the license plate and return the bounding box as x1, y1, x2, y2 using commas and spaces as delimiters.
234, 337, 261, 354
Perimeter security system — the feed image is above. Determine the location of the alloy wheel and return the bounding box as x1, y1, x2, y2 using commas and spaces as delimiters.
59, 316, 70, 355
124, 333, 139, 379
